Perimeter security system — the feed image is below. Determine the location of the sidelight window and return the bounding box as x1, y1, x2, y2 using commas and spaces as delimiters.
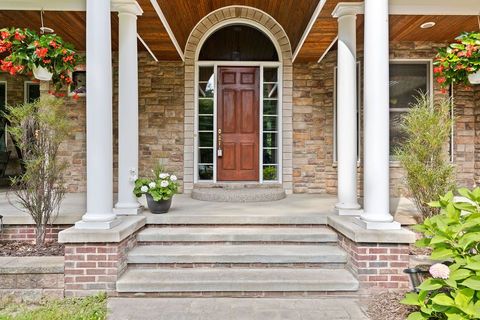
197, 67, 215, 180
262, 67, 279, 181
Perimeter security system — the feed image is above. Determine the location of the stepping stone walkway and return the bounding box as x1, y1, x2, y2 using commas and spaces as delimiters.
107, 297, 369, 320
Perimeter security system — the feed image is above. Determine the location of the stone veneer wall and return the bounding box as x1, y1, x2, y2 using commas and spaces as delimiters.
5, 52, 185, 193
293, 41, 479, 197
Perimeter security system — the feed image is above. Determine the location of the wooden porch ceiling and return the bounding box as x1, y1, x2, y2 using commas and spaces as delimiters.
0, 0, 478, 62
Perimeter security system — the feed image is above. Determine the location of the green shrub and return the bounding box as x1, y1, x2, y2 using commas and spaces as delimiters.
401, 188, 480, 319
5, 96, 71, 246
395, 94, 455, 221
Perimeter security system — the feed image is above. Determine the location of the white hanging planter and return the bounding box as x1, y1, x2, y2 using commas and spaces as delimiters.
468, 70, 480, 85
32, 66, 53, 81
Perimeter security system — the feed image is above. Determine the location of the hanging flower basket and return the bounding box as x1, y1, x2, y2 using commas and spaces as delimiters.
32, 65, 53, 81
468, 70, 480, 84
434, 32, 480, 91
0, 27, 81, 93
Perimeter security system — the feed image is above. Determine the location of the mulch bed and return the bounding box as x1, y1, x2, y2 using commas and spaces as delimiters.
366, 291, 418, 320
0, 241, 64, 256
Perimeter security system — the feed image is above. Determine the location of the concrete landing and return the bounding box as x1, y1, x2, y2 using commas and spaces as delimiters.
107, 297, 369, 320
192, 185, 286, 202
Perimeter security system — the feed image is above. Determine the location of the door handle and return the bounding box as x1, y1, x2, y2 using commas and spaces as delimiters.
217, 128, 222, 157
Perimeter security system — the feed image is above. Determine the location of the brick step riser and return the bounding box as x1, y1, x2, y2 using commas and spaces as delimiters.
126, 263, 347, 269
144, 224, 330, 228
115, 291, 364, 298
136, 241, 338, 246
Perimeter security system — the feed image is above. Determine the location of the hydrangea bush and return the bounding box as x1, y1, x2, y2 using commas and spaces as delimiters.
133, 166, 178, 201
401, 188, 480, 319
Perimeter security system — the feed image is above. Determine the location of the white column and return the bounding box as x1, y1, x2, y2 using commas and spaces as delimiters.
114, 5, 143, 215
333, 4, 362, 215
360, 0, 400, 229
76, 0, 117, 229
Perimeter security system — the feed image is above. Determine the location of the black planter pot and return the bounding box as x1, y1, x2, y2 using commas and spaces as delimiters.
146, 194, 172, 214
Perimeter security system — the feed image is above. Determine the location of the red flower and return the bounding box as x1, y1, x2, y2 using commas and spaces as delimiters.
62, 55, 74, 63
73, 93, 79, 101
436, 77, 446, 84
35, 47, 48, 58
49, 40, 57, 48
1, 31, 10, 39
33, 40, 40, 47
42, 59, 51, 64
14, 32, 25, 41
433, 66, 444, 74
441, 88, 447, 94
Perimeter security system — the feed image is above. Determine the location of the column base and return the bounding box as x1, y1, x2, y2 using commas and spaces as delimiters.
75, 219, 121, 230
113, 205, 143, 216
337, 208, 363, 216
354, 217, 401, 230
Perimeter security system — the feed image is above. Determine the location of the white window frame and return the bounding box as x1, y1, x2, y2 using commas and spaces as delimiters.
333, 61, 362, 164
194, 61, 283, 184
389, 59, 435, 162
24, 81, 40, 104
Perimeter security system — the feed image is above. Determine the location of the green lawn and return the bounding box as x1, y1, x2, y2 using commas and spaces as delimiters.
0, 293, 107, 320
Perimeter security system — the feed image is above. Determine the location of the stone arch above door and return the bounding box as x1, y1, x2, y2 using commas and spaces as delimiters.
183, 5, 293, 194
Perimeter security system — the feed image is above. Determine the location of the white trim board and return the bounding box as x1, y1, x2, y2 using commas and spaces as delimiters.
149, 0, 185, 61
137, 34, 158, 62
293, 0, 327, 63
0, 0, 142, 12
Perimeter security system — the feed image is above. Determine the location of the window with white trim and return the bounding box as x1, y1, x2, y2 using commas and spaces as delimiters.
24, 81, 40, 103
262, 67, 279, 181
389, 61, 431, 156
197, 66, 215, 181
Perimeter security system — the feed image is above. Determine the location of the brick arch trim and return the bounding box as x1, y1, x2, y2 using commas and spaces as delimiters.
183, 6, 294, 193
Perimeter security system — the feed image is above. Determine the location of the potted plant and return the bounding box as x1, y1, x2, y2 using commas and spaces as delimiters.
133, 166, 179, 214
0, 28, 80, 93
434, 32, 480, 92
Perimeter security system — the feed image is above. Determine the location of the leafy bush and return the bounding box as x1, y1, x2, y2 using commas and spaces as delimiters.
5, 96, 71, 246
401, 188, 480, 319
395, 94, 455, 221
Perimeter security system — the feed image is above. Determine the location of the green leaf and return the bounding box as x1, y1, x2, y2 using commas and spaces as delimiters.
450, 269, 472, 281
431, 234, 449, 244
407, 312, 427, 320
418, 278, 444, 291
401, 293, 421, 306
444, 278, 457, 288
432, 293, 455, 306
461, 276, 480, 290
415, 238, 431, 248
431, 248, 454, 260
465, 262, 480, 271
454, 288, 474, 308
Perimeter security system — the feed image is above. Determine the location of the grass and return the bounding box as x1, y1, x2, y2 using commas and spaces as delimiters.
0, 293, 107, 320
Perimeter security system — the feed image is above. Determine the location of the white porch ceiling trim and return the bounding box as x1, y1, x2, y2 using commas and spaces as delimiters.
0, 0, 142, 13
149, 0, 185, 61
137, 34, 159, 62
317, 36, 337, 63
292, 0, 327, 63
331, 0, 480, 16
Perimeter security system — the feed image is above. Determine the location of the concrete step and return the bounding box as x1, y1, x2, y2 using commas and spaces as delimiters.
116, 268, 359, 293
137, 226, 338, 243
127, 244, 347, 264
191, 187, 286, 202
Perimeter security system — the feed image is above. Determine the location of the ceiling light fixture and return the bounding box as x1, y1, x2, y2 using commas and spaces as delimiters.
420, 22, 436, 29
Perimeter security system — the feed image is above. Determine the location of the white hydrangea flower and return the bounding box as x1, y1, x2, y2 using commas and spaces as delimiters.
429, 263, 450, 279
159, 173, 169, 179
160, 180, 169, 188
140, 185, 149, 193
148, 182, 156, 188
170, 175, 177, 181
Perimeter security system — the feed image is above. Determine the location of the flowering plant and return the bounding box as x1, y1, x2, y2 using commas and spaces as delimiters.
133, 166, 179, 201
434, 32, 480, 91
0, 27, 81, 93
401, 188, 480, 319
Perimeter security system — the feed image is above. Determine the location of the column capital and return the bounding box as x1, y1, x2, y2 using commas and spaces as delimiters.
332, 2, 364, 18
112, 0, 143, 16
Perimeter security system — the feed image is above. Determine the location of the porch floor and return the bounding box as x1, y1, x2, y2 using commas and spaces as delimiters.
0, 192, 418, 226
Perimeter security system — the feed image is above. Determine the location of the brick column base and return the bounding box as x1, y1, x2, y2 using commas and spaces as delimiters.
338, 234, 410, 291
64, 233, 137, 297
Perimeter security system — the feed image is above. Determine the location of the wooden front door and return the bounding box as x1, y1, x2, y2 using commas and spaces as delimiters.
217, 67, 260, 181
